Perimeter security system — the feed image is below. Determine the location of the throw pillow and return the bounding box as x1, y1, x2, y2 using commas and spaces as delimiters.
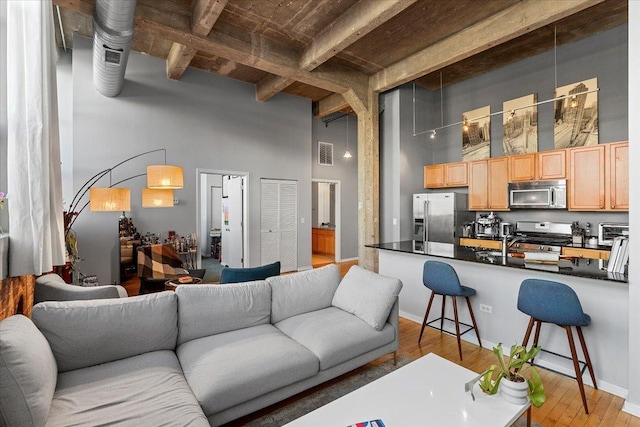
332, 266, 403, 331
0, 315, 57, 427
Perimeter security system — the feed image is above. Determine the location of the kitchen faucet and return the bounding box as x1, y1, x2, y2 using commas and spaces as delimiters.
501, 235, 525, 257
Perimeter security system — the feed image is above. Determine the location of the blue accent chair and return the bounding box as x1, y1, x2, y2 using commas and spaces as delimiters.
219, 261, 281, 284
418, 260, 482, 360
518, 278, 597, 414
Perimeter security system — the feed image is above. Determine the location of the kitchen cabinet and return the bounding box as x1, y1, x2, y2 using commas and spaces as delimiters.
312, 227, 335, 255
460, 238, 502, 251
568, 142, 628, 211
538, 150, 566, 180
424, 162, 467, 188
607, 141, 628, 210
508, 153, 537, 182
562, 247, 610, 261
509, 150, 566, 182
469, 157, 509, 211
568, 145, 606, 210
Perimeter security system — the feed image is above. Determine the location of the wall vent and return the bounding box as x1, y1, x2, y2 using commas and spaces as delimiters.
318, 142, 334, 166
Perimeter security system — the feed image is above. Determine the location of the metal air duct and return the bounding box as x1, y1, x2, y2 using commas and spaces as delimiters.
92, 0, 137, 97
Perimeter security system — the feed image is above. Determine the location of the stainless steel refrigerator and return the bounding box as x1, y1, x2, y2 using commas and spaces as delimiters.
413, 192, 474, 255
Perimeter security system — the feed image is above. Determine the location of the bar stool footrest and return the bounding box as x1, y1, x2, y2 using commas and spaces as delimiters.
532, 347, 588, 379
425, 317, 475, 338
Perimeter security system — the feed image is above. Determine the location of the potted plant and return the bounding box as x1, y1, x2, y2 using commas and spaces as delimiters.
478, 343, 546, 408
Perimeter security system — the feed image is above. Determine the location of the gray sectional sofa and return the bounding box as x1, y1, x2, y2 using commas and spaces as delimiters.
34, 272, 128, 303
0, 264, 402, 427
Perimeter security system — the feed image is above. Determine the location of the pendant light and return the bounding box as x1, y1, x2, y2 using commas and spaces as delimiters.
343, 114, 352, 158
90, 187, 131, 211
147, 165, 184, 189
142, 188, 174, 208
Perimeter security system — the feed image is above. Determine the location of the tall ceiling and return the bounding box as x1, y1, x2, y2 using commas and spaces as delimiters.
53, 0, 627, 116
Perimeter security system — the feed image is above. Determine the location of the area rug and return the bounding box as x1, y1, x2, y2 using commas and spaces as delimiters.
241, 356, 541, 427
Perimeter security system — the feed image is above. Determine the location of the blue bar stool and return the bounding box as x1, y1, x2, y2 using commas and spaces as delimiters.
418, 260, 482, 360
518, 278, 597, 414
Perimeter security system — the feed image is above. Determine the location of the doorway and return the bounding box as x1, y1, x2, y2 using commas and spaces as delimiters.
311, 179, 341, 267
196, 169, 249, 282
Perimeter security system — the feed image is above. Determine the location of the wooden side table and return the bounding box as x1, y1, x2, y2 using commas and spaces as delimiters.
164, 276, 203, 291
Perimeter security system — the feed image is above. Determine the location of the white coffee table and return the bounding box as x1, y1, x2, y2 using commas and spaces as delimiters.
284, 353, 531, 427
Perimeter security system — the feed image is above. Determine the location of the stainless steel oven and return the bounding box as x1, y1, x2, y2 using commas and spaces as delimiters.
508, 180, 567, 209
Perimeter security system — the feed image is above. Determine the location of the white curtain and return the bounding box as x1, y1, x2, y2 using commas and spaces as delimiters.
7, 0, 65, 276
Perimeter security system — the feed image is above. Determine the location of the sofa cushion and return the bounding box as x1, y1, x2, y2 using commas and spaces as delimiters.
275, 306, 396, 370
46, 350, 208, 427
0, 315, 57, 427
31, 292, 178, 372
268, 264, 341, 323
332, 265, 403, 330
176, 281, 271, 345
177, 324, 318, 416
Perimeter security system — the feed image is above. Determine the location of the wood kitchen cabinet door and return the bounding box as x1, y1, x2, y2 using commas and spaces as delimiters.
424, 165, 444, 188
468, 160, 488, 210
444, 162, 468, 186
568, 145, 606, 210
509, 153, 536, 182
488, 157, 509, 210
469, 158, 509, 211
424, 162, 467, 188
608, 141, 628, 211
538, 149, 566, 180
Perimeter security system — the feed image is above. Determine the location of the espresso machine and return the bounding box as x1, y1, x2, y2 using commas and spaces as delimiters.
474, 212, 501, 238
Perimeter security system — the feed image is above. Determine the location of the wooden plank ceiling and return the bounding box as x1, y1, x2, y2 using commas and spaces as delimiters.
53, 0, 627, 116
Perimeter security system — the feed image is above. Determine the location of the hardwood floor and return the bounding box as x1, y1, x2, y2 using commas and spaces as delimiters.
124, 260, 638, 426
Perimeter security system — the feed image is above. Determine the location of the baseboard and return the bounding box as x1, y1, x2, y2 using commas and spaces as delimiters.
623, 400, 640, 417
338, 257, 358, 263
297, 266, 313, 272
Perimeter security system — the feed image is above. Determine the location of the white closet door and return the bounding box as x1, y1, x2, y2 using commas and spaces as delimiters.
261, 179, 298, 272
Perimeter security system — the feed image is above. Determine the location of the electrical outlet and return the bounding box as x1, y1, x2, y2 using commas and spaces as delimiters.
479, 304, 492, 314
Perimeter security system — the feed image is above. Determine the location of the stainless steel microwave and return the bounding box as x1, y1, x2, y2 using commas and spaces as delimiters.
508, 180, 567, 209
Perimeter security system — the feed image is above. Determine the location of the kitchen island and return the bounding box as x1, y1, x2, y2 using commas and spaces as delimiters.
368, 240, 629, 398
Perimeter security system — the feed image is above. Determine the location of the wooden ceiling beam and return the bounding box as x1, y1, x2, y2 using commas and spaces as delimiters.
299, 0, 417, 71
166, 0, 229, 81
257, 0, 415, 103
314, 93, 348, 118
135, 17, 368, 95
371, 0, 605, 93
256, 74, 293, 102
192, 0, 228, 36
166, 43, 198, 80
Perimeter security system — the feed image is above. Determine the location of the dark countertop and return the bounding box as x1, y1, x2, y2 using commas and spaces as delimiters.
367, 241, 627, 284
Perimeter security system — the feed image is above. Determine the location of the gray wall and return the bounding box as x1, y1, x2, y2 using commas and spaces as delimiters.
380, 25, 629, 240
380, 91, 400, 243
311, 115, 358, 260
69, 36, 312, 283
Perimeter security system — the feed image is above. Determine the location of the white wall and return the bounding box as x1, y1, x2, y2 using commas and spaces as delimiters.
623, 1, 639, 417
68, 36, 312, 283
0, 1, 8, 234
